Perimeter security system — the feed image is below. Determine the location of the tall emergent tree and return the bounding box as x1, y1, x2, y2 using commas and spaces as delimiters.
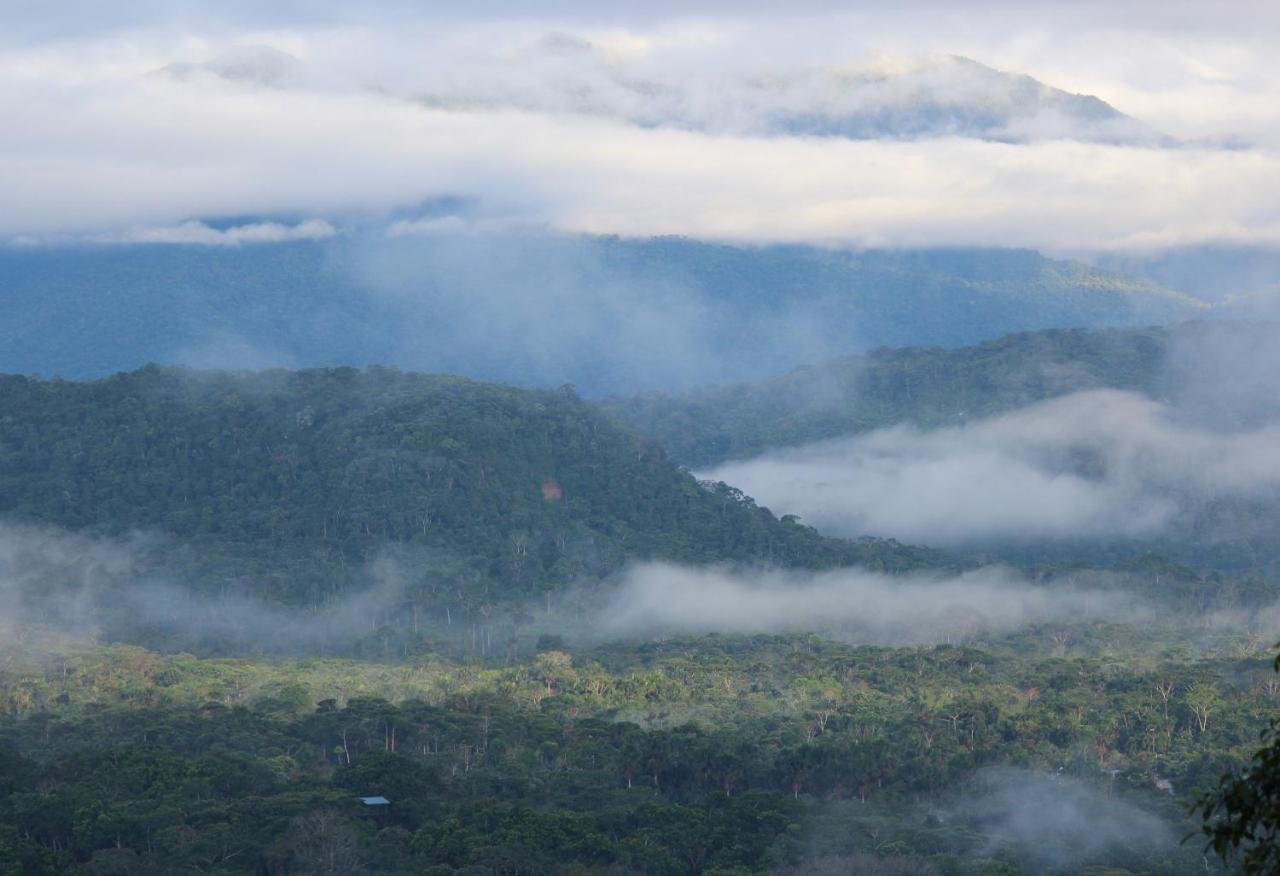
1194, 648, 1280, 874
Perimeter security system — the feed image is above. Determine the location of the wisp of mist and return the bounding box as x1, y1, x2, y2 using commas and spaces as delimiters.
703, 388, 1280, 547
599, 561, 1153, 645
0, 522, 424, 655
960, 767, 1176, 870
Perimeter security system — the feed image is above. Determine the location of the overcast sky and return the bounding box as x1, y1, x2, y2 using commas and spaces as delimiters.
5, 2, 1280, 251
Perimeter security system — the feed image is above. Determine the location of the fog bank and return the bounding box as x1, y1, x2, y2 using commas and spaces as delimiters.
961, 768, 1176, 870
703, 389, 1280, 546
5, 9, 1280, 251
601, 562, 1152, 644
0, 522, 427, 655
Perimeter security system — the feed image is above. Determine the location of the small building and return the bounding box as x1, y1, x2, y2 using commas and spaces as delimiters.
359, 796, 390, 806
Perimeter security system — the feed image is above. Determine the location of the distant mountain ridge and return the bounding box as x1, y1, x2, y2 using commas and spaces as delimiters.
0, 233, 1201, 394
408, 47, 1167, 145
154, 42, 1166, 146
603, 322, 1280, 468
603, 325, 1172, 468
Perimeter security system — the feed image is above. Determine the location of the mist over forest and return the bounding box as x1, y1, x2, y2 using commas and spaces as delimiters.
2, 2, 1280, 874
0, 232, 1203, 394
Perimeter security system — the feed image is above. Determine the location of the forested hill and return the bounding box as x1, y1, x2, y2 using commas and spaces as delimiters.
603, 322, 1262, 468
0, 366, 944, 602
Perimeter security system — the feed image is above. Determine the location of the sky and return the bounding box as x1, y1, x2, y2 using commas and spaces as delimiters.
5, 1, 1280, 252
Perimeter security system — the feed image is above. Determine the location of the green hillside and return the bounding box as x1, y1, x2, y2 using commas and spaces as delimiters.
604, 326, 1171, 467
0, 366, 943, 610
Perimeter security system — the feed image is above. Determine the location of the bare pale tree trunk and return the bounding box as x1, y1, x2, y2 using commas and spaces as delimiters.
288, 811, 365, 876
1155, 680, 1174, 721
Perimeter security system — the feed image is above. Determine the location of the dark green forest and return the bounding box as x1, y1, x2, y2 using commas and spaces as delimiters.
0, 327, 1276, 873
4, 1, 1279, 868
0, 623, 1263, 874
0, 365, 940, 611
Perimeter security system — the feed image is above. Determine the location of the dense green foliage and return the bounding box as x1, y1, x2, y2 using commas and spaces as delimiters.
0, 330, 1274, 873
0, 366, 943, 615
1195, 650, 1280, 874
0, 624, 1261, 874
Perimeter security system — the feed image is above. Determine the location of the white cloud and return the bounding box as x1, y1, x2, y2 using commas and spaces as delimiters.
601, 561, 1152, 643
5, 71, 1280, 251
91, 218, 335, 245
3, 8, 1280, 250
702, 389, 1280, 546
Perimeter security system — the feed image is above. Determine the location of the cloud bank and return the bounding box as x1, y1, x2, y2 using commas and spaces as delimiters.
91, 219, 336, 246
3, 6, 1280, 251
601, 562, 1151, 644
0, 522, 422, 655
961, 768, 1176, 870
702, 389, 1280, 546
2, 520, 1275, 656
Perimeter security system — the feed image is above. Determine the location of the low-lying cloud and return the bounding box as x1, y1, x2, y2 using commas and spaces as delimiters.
961, 768, 1176, 870
703, 389, 1280, 546
2, 521, 1275, 656
0, 522, 422, 655
601, 562, 1152, 644
91, 218, 336, 246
